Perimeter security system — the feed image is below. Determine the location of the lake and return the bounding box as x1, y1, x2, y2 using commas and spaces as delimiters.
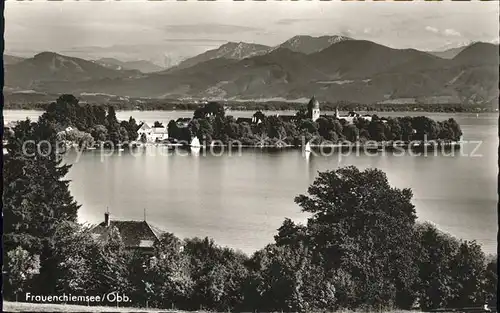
4, 110, 498, 255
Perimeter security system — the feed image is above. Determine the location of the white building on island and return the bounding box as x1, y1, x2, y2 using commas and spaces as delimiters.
137, 122, 168, 142
334, 107, 372, 124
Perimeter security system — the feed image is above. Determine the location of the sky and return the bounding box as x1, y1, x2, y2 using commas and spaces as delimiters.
5, 1, 499, 66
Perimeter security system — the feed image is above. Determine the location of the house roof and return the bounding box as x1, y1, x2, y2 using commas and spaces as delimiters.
91, 220, 164, 248
307, 96, 320, 110
138, 123, 152, 131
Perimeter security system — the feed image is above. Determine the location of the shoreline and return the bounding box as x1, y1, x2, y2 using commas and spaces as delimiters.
94, 140, 463, 151
2, 108, 497, 114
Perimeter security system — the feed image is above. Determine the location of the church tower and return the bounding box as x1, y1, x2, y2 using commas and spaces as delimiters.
307, 96, 320, 122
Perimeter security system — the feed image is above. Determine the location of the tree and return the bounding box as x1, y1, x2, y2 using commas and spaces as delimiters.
414, 222, 460, 310
3, 119, 80, 254
39, 94, 79, 128
6, 247, 40, 301
299, 119, 317, 135
449, 241, 487, 307
86, 226, 129, 295
267, 116, 286, 139
90, 125, 108, 142
167, 120, 179, 140
295, 107, 308, 120
183, 237, 249, 311
147, 233, 193, 309
386, 118, 403, 141
193, 102, 225, 119
153, 121, 164, 128
120, 117, 139, 142
274, 218, 308, 248
343, 124, 359, 142
483, 256, 497, 306
106, 106, 119, 129
399, 117, 414, 141
246, 243, 335, 312
37, 221, 96, 295
253, 111, 266, 124
294, 166, 418, 309
205, 102, 225, 118
316, 117, 333, 140
368, 120, 388, 142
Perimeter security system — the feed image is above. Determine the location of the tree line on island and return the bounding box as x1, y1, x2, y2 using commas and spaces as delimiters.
2, 98, 496, 311
4, 95, 140, 149
7, 94, 462, 148
169, 100, 462, 146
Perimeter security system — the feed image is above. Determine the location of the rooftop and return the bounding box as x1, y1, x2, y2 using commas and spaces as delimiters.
307, 96, 320, 109
91, 219, 164, 249
138, 122, 152, 131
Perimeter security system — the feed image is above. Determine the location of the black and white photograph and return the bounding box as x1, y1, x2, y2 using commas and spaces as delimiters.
1, 0, 499, 312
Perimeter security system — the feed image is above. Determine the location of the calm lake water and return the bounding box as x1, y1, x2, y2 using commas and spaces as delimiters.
4, 110, 498, 255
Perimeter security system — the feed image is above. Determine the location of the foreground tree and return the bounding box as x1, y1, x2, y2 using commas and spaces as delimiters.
449, 240, 487, 307
414, 223, 460, 309
246, 243, 336, 312
293, 166, 418, 309
483, 256, 498, 306
36, 222, 96, 295
5, 247, 40, 301
146, 233, 193, 309
3, 119, 80, 254
183, 237, 249, 311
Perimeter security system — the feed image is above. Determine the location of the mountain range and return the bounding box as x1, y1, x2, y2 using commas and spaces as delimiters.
427, 46, 468, 59
4, 55, 26, 65
94, 58, 165, 73
4, 36, 499, 105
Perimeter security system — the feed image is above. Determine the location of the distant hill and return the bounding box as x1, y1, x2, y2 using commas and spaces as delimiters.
307, 40, 446, 79
4, 52, 143, 89
172, 42, 271, 71
4, 54, 26, 65
95, 57, 165, 73
428, 46, 467, 59
275, 35, 352, 54
4, 40, 498, 105
171, 35, 352, 71
451, 42, 499, 66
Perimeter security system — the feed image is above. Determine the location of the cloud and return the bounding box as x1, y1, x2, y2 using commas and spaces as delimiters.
425, 26, 463, 38
425, 26, 439, 33
275, 18, 316, 26
338, 29, 356, 38
443, 28, 461, 37
164, 24, 261, 34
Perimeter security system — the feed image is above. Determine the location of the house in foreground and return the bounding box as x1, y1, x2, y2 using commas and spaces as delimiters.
90, 212, 164, 255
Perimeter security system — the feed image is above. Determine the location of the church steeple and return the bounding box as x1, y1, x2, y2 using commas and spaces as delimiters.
307, 96, 320, 122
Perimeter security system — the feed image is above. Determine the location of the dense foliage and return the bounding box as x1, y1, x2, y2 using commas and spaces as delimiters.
36, 94, 139, 146
168, 102, 463, 145
2, 99, 493, 311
